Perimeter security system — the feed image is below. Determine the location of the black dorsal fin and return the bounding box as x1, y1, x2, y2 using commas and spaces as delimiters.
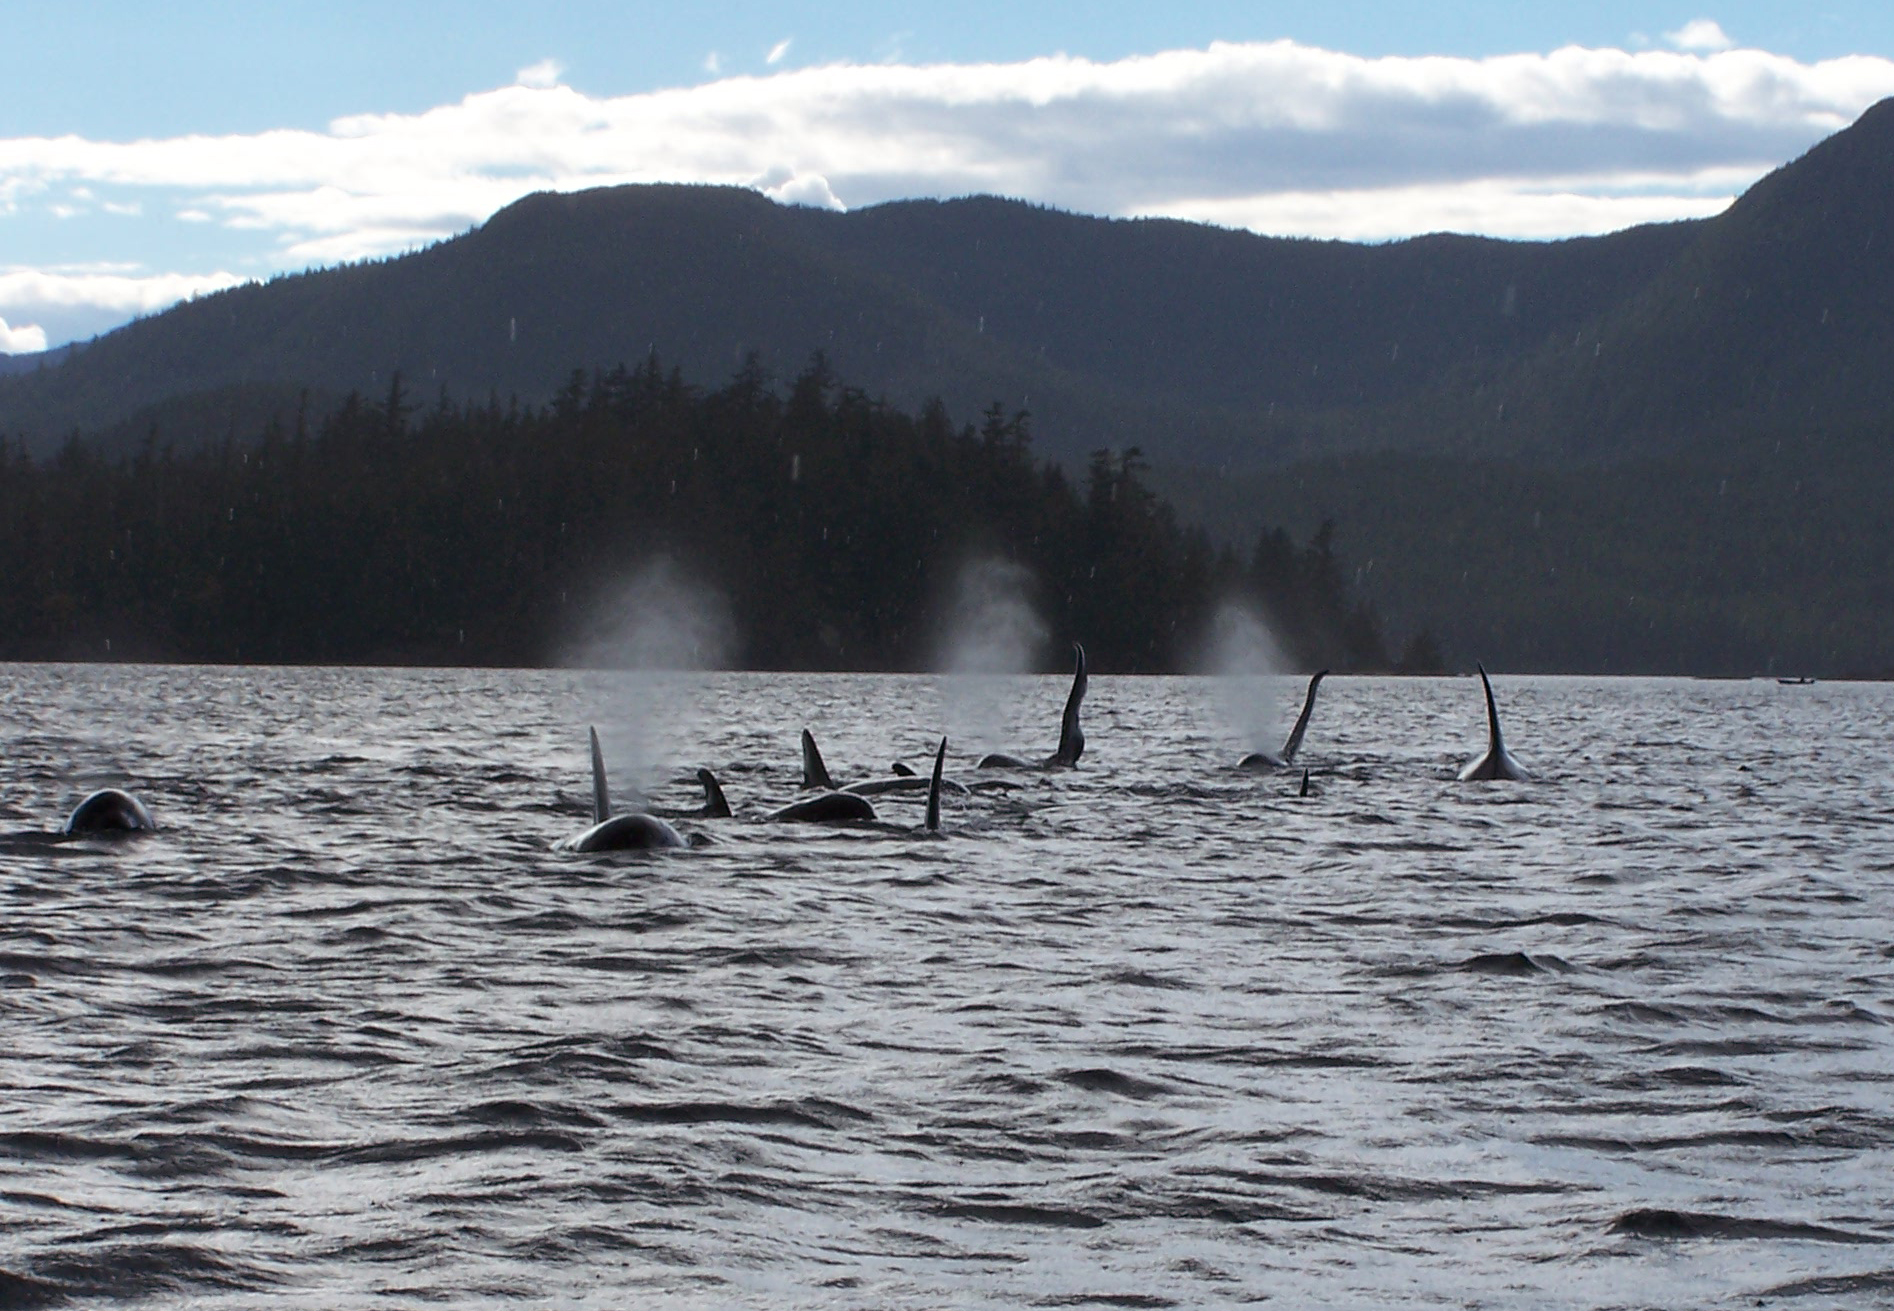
1299, 768, 1311, 797
588, 727, 611, 824
698, 768, 731, 818
891, 761, 916, 777
801, 729, 834, 790
1478, 663, 1505, 755
926, 738, 946, 831
1278, 669, 1328, 764
1054, 642, 1087, 766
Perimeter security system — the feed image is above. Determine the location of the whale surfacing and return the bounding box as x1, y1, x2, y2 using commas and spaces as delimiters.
557, 728, 689, 851
1458, 665, 1530, 782
1237, 669, 1328, 770
798, 728, 970, 797
977, 643, 1087, 769
64, 788, 155, 835
767, 792, 877, 823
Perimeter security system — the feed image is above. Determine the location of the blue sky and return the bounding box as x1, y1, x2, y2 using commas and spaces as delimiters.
5, 2, 1894, 352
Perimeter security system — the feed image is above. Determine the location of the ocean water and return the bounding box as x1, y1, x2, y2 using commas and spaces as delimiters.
2, 664, 1892, 1309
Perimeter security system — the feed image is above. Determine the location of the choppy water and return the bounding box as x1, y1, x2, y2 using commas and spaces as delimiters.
3, 664, 1893, 1309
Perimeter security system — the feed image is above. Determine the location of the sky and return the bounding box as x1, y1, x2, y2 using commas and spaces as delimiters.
4, 1, 1894, 353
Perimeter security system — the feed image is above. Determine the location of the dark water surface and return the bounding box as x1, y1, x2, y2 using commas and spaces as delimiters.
3, 665, 1892, 1308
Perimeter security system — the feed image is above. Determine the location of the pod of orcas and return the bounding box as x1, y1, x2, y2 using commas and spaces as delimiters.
551, 656, 1529, 855
24, 657, 1533, 852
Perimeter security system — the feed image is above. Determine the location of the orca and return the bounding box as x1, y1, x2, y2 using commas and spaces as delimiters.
1237, 669, 1329, 770
651, 769, 731, 819
1458, 664, 1531, 782
64, 788, 155, 835
556, 728, 690, 851
799, 728, 970, 797
1299, 769, 1313, 798
765, 736, 947, 826
977, 642, 1088, 769
767, 791, 877, 823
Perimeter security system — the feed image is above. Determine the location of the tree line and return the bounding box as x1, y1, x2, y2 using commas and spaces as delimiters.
0, 354, 1431, 672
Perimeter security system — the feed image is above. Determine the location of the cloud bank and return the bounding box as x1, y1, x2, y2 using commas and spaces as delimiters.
3, 37, 1893, 347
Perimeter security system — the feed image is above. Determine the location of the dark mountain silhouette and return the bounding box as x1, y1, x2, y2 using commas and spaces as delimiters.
0, 180, 1695, 464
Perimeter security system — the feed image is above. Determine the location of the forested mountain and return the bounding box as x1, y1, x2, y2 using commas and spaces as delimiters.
0, 173, 1696, 467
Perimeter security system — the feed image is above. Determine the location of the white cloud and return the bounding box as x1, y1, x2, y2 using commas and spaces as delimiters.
753, 167, 845, 210
0, 266, 248, 313
3, 37, 1893, 338
704, 51, 721, 75
1668, 20, 1737, 53
516, 58, 565, 89
1165, 178, 1738, 242
767, 39, 793, 66
0, 315, 48, 354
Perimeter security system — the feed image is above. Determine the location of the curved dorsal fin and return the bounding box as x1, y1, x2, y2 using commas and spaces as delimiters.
1478, 663, 1505, 755
1054, 642, 1088, 766
588, 727, 611, 824
801, 729, 834, 790
891, 761, 916, 777
697, 768, 731, 818
926, 737, 947, 832
1278, 669, 1328, 764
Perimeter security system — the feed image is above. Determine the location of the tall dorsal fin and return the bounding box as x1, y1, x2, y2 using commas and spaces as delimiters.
1054, 642, 1087, 766
697, 768, 731, 818
1299, 767, 1311, 797
926, 737, 946, 832
1278, 669, 1329, 765
588, 727, 611, 824
1478, 663, 1505, 755
801, 729, 834, 789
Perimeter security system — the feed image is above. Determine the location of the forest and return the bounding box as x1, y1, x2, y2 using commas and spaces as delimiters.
0, 355, 1416, 673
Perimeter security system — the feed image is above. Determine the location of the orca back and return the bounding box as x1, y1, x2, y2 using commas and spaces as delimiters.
566, 812, 687, 852
63, 788, 155, 835
768, 792, 876, 823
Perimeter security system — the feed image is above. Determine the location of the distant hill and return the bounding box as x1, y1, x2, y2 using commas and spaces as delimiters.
0, 180, 1696, 466
0, 344, 75, 378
